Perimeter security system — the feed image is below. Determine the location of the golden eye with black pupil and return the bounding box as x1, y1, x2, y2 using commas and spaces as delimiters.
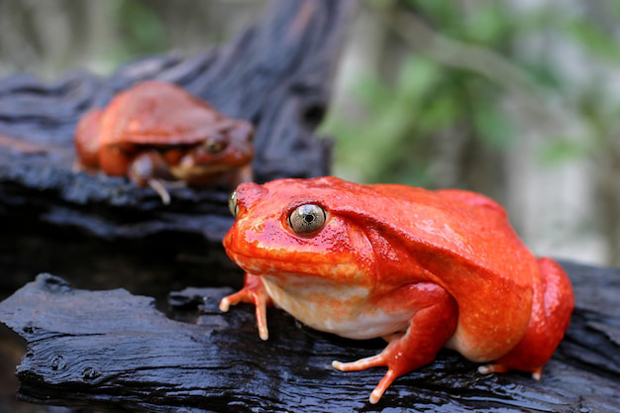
228, 190, 238, 217
288, 204, 327, 235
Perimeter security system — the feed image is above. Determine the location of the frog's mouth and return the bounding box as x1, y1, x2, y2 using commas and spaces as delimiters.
225, 248, 366, 284
169, 163, 237, 180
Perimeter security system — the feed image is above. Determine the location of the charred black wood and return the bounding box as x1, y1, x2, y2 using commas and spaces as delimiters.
0, 0, 356, 323
0, 261, 618, 413
0, 0, 355, 242
0, 2, 356, 411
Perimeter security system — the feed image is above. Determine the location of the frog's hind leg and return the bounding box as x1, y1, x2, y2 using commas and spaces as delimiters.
74, 109, 103, 171
332, 283, 458, 404
478, 257, 574, 379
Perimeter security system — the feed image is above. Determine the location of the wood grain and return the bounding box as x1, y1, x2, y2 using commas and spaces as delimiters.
0, 261, 618, 412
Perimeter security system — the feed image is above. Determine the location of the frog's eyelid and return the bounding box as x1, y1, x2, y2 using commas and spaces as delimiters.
284, 198, 327, 214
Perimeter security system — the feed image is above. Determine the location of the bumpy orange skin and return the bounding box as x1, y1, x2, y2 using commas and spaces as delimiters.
220, 176, 574, 404
74, 80, 254, 187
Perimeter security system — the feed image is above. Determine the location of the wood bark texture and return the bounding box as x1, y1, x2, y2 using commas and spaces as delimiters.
0, 0, 353, 242
2, 0, 618, 412
0, 1, 356, 412
0, 261, 618, 413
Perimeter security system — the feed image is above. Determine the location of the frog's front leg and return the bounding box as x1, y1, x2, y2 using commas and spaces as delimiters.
332, 283, 458, 404
127, 151, 178, 204
219, 273, 273, 340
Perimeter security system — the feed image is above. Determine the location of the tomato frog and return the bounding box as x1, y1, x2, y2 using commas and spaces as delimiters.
219, 176, 574, 404
74, 80, 254, 203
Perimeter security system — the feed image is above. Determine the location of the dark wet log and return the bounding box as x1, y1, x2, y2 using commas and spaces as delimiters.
0, 261, 618, 413
0, 2, 356, 412
0, 0, 355, 242
0, 0, 357, 305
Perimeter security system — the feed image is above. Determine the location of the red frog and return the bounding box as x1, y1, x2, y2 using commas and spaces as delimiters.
219, 176, 574, 404
74, 80, 254, 203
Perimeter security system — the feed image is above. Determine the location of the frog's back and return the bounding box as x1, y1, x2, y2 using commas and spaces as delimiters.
312, 177, 536, 361
99, 81, 219, 146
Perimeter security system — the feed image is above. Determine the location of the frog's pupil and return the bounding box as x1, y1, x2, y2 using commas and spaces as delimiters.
304, 215, 314, 223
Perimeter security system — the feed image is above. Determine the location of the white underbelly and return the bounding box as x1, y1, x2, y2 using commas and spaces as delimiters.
261, 275, 415, 340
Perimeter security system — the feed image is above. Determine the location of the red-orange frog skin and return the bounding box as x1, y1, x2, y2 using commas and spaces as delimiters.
75, 80, 254, 202
220, 177, 575, 403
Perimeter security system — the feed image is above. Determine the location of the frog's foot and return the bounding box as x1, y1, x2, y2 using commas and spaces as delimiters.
478, 363, 542, 380
147, 179, 171, 205
332, 347, 407, 405
333, 283, 458, 404
128, 151, 176, 204
333, 331, 446, 404
219, 273, 272, 341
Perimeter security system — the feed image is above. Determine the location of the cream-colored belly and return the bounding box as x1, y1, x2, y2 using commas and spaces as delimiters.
261, 275, 415, 340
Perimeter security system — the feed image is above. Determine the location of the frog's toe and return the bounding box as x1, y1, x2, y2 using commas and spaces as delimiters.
332, 355, 396, 404
256, 310, 269, 341
218, 274, 271, 341
218, 291, 269, 340
369, 369, 398, 404
332, 354, 384, 372
218, 291, 243, 312
478, 363, 509, 375
148, 179, 171, 205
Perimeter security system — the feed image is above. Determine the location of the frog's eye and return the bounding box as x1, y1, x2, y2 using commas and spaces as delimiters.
204, 136, 227, 153
228, 190, 239, 217
288, 204, 327, 235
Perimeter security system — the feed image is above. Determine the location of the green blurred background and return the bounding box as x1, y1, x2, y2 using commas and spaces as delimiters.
0, 0, 618, 266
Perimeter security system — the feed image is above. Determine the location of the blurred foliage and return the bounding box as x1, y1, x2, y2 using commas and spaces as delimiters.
322, 0, 620, 190
114, 0, 170, 62
322, 0, 620, 263
322, 0, 519, 187
0, 0, 260, 78
1, 0, 619, 263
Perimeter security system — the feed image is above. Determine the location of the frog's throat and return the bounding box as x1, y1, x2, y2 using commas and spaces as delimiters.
260, 274, 413, 340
